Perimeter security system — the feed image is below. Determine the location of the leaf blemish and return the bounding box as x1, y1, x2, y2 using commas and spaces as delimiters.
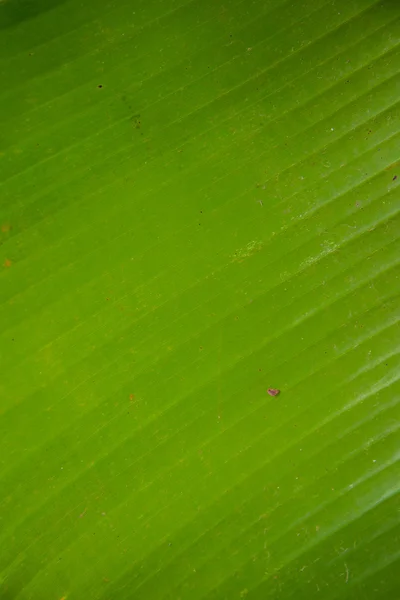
267, 388, 280, 397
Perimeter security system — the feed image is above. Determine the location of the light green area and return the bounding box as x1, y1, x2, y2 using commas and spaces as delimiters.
0, 0, 399, 598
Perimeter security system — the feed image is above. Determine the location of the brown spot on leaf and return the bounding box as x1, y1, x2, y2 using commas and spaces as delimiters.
3, 259, 12, 268
267, 388, 280, 397
1, 224, 11, 233
385, 160, 400, 171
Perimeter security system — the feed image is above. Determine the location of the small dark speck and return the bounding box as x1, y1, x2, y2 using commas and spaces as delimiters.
267, 388, 280, 397
98, 84, 103, 88
393, 175, 397, 181
12, 338, 14, 341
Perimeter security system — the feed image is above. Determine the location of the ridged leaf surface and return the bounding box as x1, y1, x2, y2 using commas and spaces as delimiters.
0, 1, 399, 599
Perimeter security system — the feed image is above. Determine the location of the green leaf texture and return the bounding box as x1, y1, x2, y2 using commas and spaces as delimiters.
0, 0, 399, 598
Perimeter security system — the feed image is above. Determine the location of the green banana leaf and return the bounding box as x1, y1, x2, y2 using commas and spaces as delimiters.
0, 0, 399, 598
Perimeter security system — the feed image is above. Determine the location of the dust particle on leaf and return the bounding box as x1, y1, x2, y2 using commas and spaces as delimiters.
267, 388, 280, 397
